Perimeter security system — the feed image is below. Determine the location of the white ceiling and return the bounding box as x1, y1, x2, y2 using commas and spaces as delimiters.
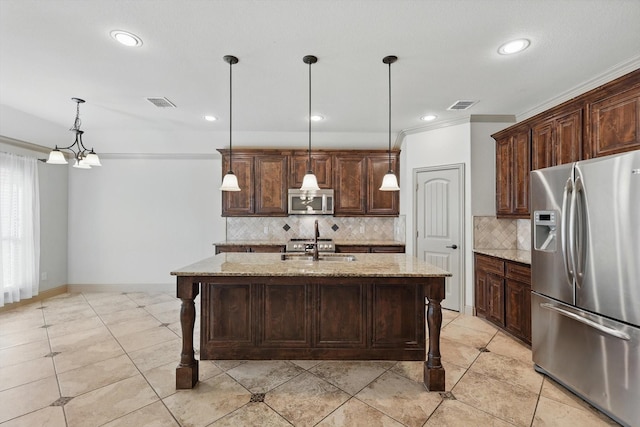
1, 0, 640, 153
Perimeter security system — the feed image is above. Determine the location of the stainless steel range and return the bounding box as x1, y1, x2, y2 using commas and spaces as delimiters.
286, 238, 335, 253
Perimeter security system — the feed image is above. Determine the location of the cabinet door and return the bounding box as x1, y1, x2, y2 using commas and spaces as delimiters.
475, 266, 487, 317
555, 110, 582, 165
505, 279, 531, 344
335, 245, 371, 253
370, 246, 405, 253
512, 130, 531, 216
291, 154, 333, 189
367, 154, 399, 215
334, 155, 367, 215
222, 154, 254, 216
589, 87, 640, 158
532, 121, 554, 170
486, 274, 505, 326
255, 155, 288, 215
250, 245, 286, 253
495, 137, 513, 215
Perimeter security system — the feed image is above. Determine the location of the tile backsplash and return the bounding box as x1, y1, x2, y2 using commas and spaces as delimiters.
226, 216, 405, 242
473, 216, 531, 251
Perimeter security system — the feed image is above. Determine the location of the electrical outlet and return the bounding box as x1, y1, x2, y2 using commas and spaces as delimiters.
41, 272, 48, 281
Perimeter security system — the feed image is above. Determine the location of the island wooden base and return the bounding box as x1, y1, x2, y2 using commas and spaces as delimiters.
176, 275, 446, 391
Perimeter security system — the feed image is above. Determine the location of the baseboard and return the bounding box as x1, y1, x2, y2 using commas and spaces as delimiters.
67, 283, 174, 294
464, 305, 475, 316
0, 285, 69, 313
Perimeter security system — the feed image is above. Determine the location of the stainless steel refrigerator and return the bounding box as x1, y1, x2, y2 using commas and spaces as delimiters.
531, 149, 640, 427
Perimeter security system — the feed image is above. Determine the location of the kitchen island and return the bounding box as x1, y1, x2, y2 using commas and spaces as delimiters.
171, 252, 451, 391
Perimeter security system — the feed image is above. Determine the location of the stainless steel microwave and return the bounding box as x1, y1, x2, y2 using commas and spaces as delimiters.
288, 189, 334, 215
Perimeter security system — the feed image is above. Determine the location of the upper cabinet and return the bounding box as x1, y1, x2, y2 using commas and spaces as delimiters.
219, 149, 400, 217
493, 68, 640, 218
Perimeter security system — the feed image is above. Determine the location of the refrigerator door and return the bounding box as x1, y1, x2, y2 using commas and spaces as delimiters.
531, 163, 574, 304
532, 292, 639, 427
574, 150, 640, 327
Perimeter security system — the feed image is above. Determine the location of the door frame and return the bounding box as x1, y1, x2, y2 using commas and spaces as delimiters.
413, 163, 465, 312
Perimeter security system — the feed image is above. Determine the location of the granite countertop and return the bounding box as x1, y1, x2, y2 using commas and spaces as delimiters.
171, 253, 451, 278
473, 248, 531, 265
214, 240, 405, 246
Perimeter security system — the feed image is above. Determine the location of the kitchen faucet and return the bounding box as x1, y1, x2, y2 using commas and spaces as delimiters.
313, 219, 320, 261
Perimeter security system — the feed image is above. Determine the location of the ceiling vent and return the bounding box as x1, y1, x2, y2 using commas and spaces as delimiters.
447, 100, 477, 111
145, 97, 176, 108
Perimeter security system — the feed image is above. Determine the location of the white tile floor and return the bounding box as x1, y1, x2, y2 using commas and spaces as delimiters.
0, 292, 620, 426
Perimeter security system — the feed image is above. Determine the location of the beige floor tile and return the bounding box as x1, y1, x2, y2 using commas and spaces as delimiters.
0, 339, 51, 368
452, 370, 538, 427
99, 306, 152, 325
486, 331, 532, 363
126, 292, 175, 307
57, 354, 139, 397
291, 359, 322, 370
0, 376, 60, 423
424, 399, 516, 426
90, 299, 139, 316
226, 360, 305, 393
469, 351, 543, 394
150, 308, 181, 324
42, 305, 97, 324
144, 300, 182, 316
48, 324, 112, 352
115, 325, 179, 353
309, 360, 395, 395
214, 359, 247, 371
355, 371, 442, 427
265, 371, 350, 427
391, 360, 466, 391
53, 336, 124, 373
0, 356, 55, 391
45, 315, 105, 338
102, 401, 179, 427
317, 397, 404, 426
163, 374, 251, 427
128, 338, 181, 372
64, 374, 158, 427
450, 314, 500, 335
440, 337, 482, 368
539, 377, 596, 412
209, 402, 291, 426
0, 326, 48, 350
442, 308, 460, 324
0, 406, 66, 427
0, 315, 46, 336
532, 396, 618, 426
441, 323, 496, 348
107, 315, 162, 338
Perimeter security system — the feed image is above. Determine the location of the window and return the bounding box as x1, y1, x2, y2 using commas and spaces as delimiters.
0, 152, 40, 307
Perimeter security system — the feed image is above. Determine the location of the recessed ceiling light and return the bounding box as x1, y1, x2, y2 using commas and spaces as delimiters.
310, 115, 324, 122
498, 39, 530, 55
110, 30, 143, 47
204, 115, 218, 122
420, 114, 437, 122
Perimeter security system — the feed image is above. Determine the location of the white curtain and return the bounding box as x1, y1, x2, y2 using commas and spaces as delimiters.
0, 152, 40, 307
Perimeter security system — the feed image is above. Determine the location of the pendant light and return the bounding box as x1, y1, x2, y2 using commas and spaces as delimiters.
47, 98, 102, 168
220, 55, 241, 191
300, 55, 321, 192
380, 55, 400, 191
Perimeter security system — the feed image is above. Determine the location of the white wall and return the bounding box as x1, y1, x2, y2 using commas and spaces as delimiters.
0, 139, 68, 293
67, 156, 225, 290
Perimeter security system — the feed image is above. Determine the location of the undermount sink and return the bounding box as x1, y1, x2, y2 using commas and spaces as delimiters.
280, 254, 357, 262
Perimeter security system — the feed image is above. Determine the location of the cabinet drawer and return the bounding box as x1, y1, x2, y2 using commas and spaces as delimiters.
475, 254, 505, 276
506, 261, 531, 284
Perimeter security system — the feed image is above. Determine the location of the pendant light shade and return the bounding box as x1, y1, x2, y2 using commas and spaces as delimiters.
220, 55, 241, 192
380, 56, 400, 191
300, 55, 321, 192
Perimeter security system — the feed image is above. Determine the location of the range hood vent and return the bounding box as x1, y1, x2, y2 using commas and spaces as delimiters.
145, 97, 177, 108
447, 100, 477, 110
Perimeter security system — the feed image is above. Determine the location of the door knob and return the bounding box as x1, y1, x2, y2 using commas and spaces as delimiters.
446, 244, 458, 249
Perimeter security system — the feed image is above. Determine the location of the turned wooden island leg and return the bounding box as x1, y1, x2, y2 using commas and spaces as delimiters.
176, 277, 199, 389
424, 277, 446, 391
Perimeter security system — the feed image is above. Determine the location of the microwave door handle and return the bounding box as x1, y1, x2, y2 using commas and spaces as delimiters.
562, 178, 575, 286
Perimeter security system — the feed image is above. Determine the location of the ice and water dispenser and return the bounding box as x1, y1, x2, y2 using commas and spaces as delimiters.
534, 210, 557, 252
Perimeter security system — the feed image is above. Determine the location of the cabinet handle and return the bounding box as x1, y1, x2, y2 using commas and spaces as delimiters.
446, 244, 458, 249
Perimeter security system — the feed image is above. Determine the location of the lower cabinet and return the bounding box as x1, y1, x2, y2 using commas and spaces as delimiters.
474, 253, 531, 344
335, 245, 405, 253
215, 245, 286, 254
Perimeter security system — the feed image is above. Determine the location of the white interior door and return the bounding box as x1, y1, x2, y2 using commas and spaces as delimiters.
415, 165, 463, 311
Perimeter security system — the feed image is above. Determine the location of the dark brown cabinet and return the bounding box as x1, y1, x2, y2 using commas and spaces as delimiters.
290, 153, 333, 189
474, 253, 531, 344
532, 109, 582, 170
495, 126, 530, 218
335, 245, 405, 253
221, 153, 254, 216
215, 244, 286, 254
367, 154, 399, 215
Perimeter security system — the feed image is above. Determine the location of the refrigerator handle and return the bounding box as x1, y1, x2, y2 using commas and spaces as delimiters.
573, 175, 585, 289
562, 178, 575, 285
540, 303, 630, 341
